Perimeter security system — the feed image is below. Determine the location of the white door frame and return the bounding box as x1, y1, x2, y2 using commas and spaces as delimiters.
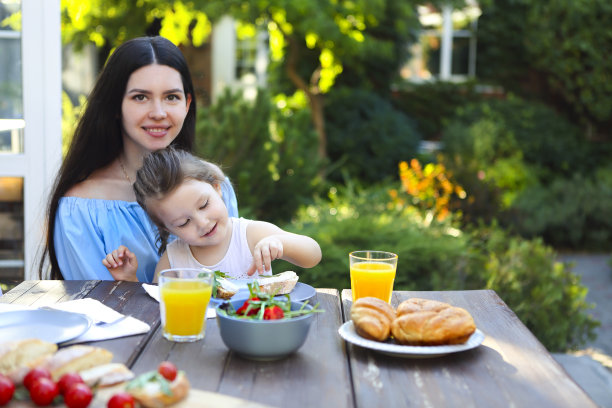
0, 0, 62, 279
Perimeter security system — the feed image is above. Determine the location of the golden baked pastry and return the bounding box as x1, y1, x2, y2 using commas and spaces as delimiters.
391, 298, 476, 345
350, 297, 396, 341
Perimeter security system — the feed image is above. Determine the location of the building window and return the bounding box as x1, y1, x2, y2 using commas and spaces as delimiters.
401, 2, 481, 82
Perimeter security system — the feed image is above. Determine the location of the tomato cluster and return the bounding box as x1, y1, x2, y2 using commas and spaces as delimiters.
0, 361, 179, 408
0, 368, 93, 407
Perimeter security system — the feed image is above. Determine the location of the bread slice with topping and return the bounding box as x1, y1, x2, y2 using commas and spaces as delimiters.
257, 271, 299, 295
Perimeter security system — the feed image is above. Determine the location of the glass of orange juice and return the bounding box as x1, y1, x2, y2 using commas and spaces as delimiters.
159, 268, 213, 342
350, 251, 398, 303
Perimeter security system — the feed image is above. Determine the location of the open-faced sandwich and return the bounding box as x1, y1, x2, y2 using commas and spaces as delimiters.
213, 270, 300, 300
256, 271, 299, 295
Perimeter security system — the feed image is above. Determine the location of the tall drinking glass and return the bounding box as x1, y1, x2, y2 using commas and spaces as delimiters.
159, 268, 213, 342
349, 251, 398, 303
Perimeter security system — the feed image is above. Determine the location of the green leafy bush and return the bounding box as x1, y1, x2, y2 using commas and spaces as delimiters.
278, 182, 598, 352
477, 0, 612, 137
324, 87, 421, 184
511, 169, 612, 250
464, 224, 599, 351
195, 89, 321, 224
440, 95, 591, 222
391, 81, 481, 140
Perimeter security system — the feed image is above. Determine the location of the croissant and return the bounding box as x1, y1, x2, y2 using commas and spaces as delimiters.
350, 297, 396, 341
391, 298, 476, 345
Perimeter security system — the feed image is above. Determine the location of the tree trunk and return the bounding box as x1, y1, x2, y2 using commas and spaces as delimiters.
285, 36, 327, 166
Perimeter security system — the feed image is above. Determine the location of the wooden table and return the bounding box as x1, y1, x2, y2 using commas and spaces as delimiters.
0, 281, 596, 407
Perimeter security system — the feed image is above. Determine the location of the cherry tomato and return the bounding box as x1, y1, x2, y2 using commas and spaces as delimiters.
29, 377, 59, 406
157, 361, 178, 381
263, 305, 285, 320
64, 383, 93, 408
107, 391, 135, 408
58, 372, 84, 395
23, 367, 52, 391
0, 374, 15, 406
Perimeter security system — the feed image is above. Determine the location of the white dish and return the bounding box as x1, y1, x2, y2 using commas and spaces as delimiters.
0, 309, 92, 344
211, 282, 317, 305
338, 321, 485, 358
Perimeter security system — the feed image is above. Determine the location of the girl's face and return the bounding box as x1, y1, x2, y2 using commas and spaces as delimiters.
149, 179, 230, 248
121, 64, 192, 154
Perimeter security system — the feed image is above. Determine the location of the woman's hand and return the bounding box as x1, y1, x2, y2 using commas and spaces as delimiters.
102, 245, 139, 281
247, 236, 283, 276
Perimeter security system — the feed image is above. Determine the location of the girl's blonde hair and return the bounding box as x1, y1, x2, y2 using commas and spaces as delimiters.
134, 147, 226, 251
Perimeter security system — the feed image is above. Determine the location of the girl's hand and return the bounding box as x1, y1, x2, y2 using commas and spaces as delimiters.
247, 237, 284, 276
102, 245, 139, 282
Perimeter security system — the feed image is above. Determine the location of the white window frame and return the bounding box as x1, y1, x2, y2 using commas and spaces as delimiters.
402, 3, 480, 83
0, 0, 62, 279
211, 16, 268, 102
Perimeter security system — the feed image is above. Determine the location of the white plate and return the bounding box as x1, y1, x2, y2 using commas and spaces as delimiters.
338, 321, 485, 358
0, 309, 92, 344
211, 282, 317, 305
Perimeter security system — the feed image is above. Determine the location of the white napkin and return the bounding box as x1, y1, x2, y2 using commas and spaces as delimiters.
142, 283, 217, 319
0, 299, 150, 344
43, 299, 150, 344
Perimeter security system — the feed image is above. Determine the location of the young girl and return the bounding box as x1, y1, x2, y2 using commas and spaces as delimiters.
40, 36, 238, 282
102, 148, 321, 281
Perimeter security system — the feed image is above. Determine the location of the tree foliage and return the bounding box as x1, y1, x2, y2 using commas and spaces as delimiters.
60, 0, 420, 162
477, 0, 612, 140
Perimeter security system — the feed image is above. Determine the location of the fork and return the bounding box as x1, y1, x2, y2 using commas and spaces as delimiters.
95, 314, 130, 326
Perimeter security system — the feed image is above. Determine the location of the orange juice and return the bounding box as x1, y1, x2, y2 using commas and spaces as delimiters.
161, 280, 212, 339
350, 262, 396, 303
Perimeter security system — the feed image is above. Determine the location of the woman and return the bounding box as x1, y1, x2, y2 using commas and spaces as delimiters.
39, 36, 238, 282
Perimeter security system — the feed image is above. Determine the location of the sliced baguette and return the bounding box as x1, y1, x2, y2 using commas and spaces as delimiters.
0, 339, 57, 375
80, 363, 135, 387
42, 345, 114, 381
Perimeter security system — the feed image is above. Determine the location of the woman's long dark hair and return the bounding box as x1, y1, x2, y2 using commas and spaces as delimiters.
39, 36, 196, 279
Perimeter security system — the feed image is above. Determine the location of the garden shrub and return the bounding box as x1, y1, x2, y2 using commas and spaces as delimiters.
465, 224, 599, 351
391, 81, 481, 140
277, 181, 598, 352
195, 89, 321, 224
440, 94, 592, 224
324, 87, 421, 184
511, 169, 612, 250
477, 0, 612, 137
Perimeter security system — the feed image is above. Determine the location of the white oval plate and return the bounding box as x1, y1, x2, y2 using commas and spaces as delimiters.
338, 321, 485, 358
0, 309, 92, 344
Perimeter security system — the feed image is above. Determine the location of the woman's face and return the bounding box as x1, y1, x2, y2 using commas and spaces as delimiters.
121, 64, 192, 154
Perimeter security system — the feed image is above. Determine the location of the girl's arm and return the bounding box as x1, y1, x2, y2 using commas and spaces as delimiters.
246, 220, 322, 275
153, 251, 171, 284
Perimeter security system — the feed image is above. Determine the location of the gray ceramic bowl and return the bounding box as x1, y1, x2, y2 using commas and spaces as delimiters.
216, 299, 315, 360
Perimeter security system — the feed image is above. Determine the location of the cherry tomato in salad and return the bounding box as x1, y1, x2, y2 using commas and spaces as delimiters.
0, 374, 15, 406
107, 391, 135, 408
158, 361, 178, 381
64, 382, 93, 408
263, 305, 285, 320
236, 297, 261, 315
29, 377, 59, 406
23, 367, 52, 391
58, 372, 84, 395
